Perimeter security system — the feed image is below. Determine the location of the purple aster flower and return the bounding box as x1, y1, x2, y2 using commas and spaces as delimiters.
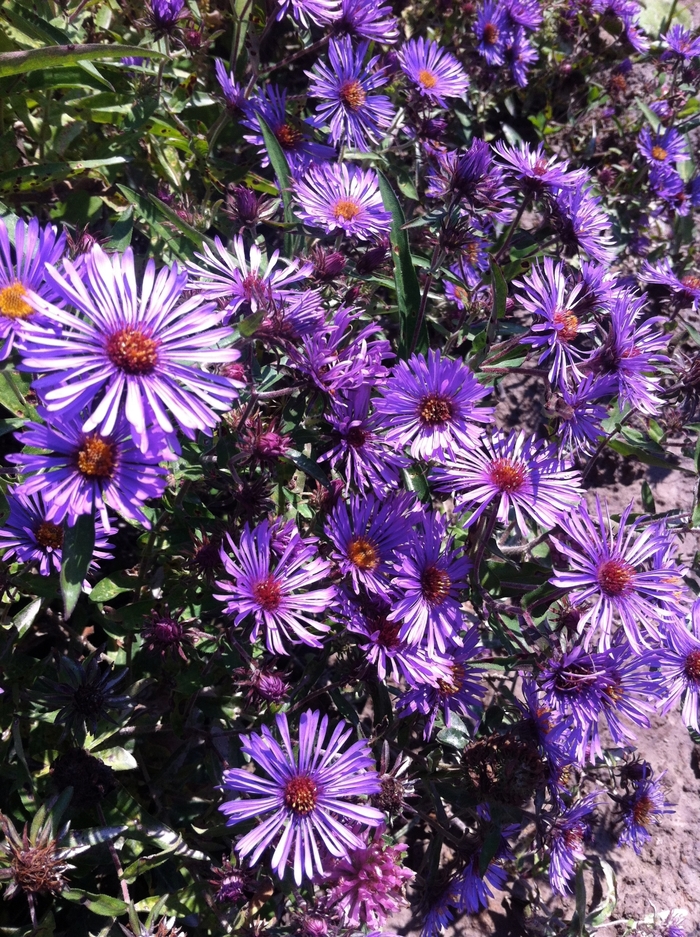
504, 0, 542, 30
219, 709, 383, 884
474, 1, 510, 66
420, 886, 457, 937
574, 260, 620, 314
320, 387, 409, 493
334, 0, 400, 43
293, 163, 391, 240
0, 217, 65, 361
426, 142, 514, 217
186, 236, 312, 320
493, 141, 577, 195
214, 59, 246, 113
616, 765, 674, 854
505, 26, 539, 86
590, 0, 648, 52
396, 632, 485, 739
662, 23, 700, 62
276, 0, 340, 26
214, 520, 335, 655
447, 239, 490, 293
0, 487, 113, 576
649, 164, 694, 216
656, 605, 700, 732
551, 179, 616, 265
21, 246, 241, 450
550, 498, 686, 652
515, 678, 575, 768
9, 412, 168, 532
638, 128, 689, 166
550, 375, 613, 457
640, 258, 700, 311
543, 793, 599, 895
147, 0, 186, 34
325, 492, 414, 596
306, 37, 396, 151
516, 258, 593, 384
397, 38, 469, 107
453, 831, 512, 914
430, 430, 583, 537
242, 86, 335, 173
388, 513, 471, 656
373, 349, 493, 461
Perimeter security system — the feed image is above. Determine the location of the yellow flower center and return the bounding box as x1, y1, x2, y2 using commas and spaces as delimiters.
418, 69, 438, 89
0, 282, 32, 320
333, 198, 362, 222
76, 435, 117, 478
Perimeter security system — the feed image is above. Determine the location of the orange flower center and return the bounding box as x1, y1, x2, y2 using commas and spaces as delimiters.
684, 649, 700, 684
597, 558, 635, 596
489, 457, 526, 493
483, 22, 499, 44
419, 393, 454, 427
651, 145, 667, 161
0, 282, 32, 320
420, 565, 452, 605
418, 69, 438, 89
681, 275, 700, 291
275, 123, 303, 149
347, 536, 380, 571
35, 521, 63, 550
284, 775, 318, 815
339, 80, 367, 110
106, 328, 158, 375
76, 435, 116, 478
631, 794, 654, 828
252, 575, 283, 611
438, 663, 465, 696
333, 198, 362, 222
553, 309, 579, 343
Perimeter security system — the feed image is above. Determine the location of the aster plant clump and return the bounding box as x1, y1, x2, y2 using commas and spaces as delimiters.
0, 0, 699, 936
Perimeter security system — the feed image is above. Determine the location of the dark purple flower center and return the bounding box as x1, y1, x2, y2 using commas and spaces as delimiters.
275, 124, 303, 149
684, 650, 700, 684
374, 617, 402, 648
0, 282, 32, 320
284, 775, 318, 815
597, 558, 635, 597
418, 69, 438, 89
483, 22, 499, 44
346, 426, 369, 448
437, 663, 465, 696
106, 327, 159, 375
631, 794, 653, 828
252, 575, 283, 611
420, 565, 452, 605
553, 309, 579, 342
339, 80, 367, 111
35, 521, 63, 550
488, 457, 526, 492
533, 158, 549, 177
347, 536, 380, 571
552, 663, 595, 695
148, 616, 184, 646
651, 145, 668, 161
418, 393, 454, 427
76, 435, 117, 479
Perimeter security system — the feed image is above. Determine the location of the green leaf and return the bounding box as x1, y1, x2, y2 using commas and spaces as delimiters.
436, 725, 470, 749
256, 115, 293, 220
115, 185, 191, 262
284, 449, 331, 490
237, 310, 265, 338
636, 98, 662, 133
377, 172, 424, 358
0, 44, 167, 78
108, 208, 133, 251
93, 746, 138, 771
146, 193, 216, 251
89, 573, 136, 603
641, 479, 656, 513
60, 512, 96, 620
0, 367, 34, 417
12, 597, 43, 639
62, 889, 129, 917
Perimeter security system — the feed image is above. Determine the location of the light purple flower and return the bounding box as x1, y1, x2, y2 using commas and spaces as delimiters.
505, 26, 539, 86
276, 0, 340, 26
551, 375, 614, 457
616, 764, 674, 854
544, 793, 599, 895
397, 38, 469, 107
640, 258, 700, 311
219, 709, 383, 884
638, 128, 689, 166
493, 141, 578, 195
656, 603, 700, 732
293, 163, 391, 239
662, 23, 700, 61
551, 178, 617, 265
334, 0, 399, 43
474, 1, 509, 66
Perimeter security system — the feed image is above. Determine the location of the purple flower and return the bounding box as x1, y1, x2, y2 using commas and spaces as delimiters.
0, 217, 65, 360
186, 236, 312, 319
551, 179, 616, 265
616, 766, 674, 854
493, 141, 577, 195
649, 164, 693, 216
9, 413, 168, 532
515, 678, 575, 768
453, 831, 512, 914
656, 604, 700, 732
21, 246, 240, 450
214, 59, 246, 112
320, 387, 408, 493
640, 258, 700, 311
276, 0, 340, 26
474, 1, 509, 66
219, 709, 383, 884
504, 0, 542, 31
373, 349, 493, 461
544, 793, 599, 895
214, 521, 335, 655
334, 0, 399, 43
147, 0, 186, 33
396, 632, 485, 740
505, 26, 538, 86
426, 142, 513, 217
550, 498, 686, 651
306, 37, 396, 151
293, 163, 391, 240
662, 23, 700, 62
550, 375, 613, 456
397, 38, 469, 107
325, 492, 414, 596
388, 513, 471, 656
447, 238, 490, 292
430, 430, 583, 537
638, 128, 689, 166
242, 86, 335, 173
0, 487, 113, 576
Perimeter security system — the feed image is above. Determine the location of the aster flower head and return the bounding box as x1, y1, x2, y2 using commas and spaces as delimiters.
9, 412, 168, 533
276, 0, 340, 25
214, 520, 335, 655
388, 512, 471, 656
214, 60, 246, 113
616, 764, 674, 854
293, 163, 391, 239
398, 38, 469, 107
505, 26, 539, 86
474, 1, 510, 66
142, 608, 196, 660
374, 349, 494, 461
0, 217, 65, 361
494, 141, 578, 195
549, 375, 614, 457
306, 37, 396, 151
638, 127, 689, 166
640, 258, 700, 311
20, 245, 241, 450
514, 678, 575, 768
504, 0, 542, 30
430, 429, 583, 537
551, 179, 617, 265
550, 498, 687, 652
0, 487, 113, 576
208, 855, 255, 905
662, 23, 700, 62
219, 709, 383, 884
656, 603, 700, 732
334, 0, 400, 43
147, 0, 186, 34
426, 143, 513, 217
38, 652, 130, 739
544, 792, 599, 895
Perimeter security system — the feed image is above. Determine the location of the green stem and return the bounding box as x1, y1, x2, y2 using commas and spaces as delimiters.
496, 192, 532, 263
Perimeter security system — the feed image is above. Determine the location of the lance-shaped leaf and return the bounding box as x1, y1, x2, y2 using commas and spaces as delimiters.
60, 512, 95, 620
0, 44, 166, 78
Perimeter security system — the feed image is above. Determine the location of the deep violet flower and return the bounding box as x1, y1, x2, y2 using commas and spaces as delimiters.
397, 38, 469, 107
638, 128, 689, 167
334, 0, 399, 43
293, 163, 391, 239
373, 350, 493, 461
426, 143, 513, 217
0, 217, 65, 360
616, 766, 674, 854
656, 603, 700, 732
550, 375, 614, 456
474, 1, 509, 66
551, 179, 617, 265
20, 246, 241, 450
147, 0, 186, 33
306, 37, 396, 151
214, 521, 335, 655
9, 412, 168, 532
544, 793, 599, 895
550, 498, 687, 651
504, 0, 542, 32
214, 60, 246, 112
662, 23, 700, 61
276, 0, 340, 26
505, 26, 539, 86
430, 430, 583, 537
219, 710, 383, 884
493, 141, 578, 195
0, 487, 113, 576
640, 258, 700, 311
